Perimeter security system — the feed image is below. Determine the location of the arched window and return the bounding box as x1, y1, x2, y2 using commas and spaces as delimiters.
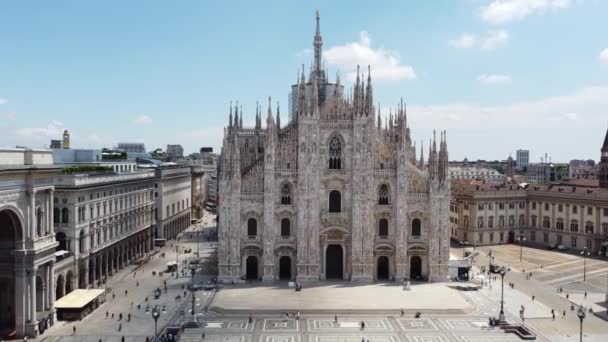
478, 217, 484, 228
328, 136, 342, 169
54, 208, 60, 224
281, 184, 292, 205
411, 218, 421, 237
56, 232, 67, 251
378, 184, 389, 205
62, 208, 69, 224
570, 220, 579, 232
508, 215, 515, 227
79, 230, 86, 253
329, 190, 341, 213
247, 218, 257, 236
519, 215, 525, 227
378, 218, 388, 237
585, 222, 594, 234
488, 216, 494, 228
281, 218, 290, 237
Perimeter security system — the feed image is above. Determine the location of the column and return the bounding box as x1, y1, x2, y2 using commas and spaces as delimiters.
29, 267, 38, 323
91, 257, 97, 286
49, 189, 54, 236
15, 268, 27, 338
40, 268, 47, 311
29, 190, 37, 240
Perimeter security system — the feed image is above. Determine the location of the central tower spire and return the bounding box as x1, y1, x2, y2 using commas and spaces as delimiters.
313, 10, 323, 74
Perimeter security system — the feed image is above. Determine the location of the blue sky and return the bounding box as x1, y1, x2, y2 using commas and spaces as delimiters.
1, 0, 607, 162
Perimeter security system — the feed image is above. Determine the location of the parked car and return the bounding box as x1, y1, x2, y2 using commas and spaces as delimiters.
557, 245, 569, 251
546, 244, 557, 250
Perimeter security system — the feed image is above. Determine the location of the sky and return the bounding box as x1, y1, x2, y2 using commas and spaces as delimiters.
1, 0, 607, 162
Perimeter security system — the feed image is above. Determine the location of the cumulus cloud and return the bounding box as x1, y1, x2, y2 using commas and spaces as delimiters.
134, 115, 153, 124
448, 30, 509, 50
449, 34, 477, 49
324, 31, 416, 81
480, 0, 571, 24
0, 97, 7, 105
16, 120, 65, 138
599, 48, 608, 65
477, 74, 512, 84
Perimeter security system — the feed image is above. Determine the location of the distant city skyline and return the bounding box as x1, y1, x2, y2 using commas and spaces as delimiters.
1, 0, 608, 161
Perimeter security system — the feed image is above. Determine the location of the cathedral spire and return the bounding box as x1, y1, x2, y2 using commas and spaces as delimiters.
419, 140, 425, 168
239, 105, 243, 128
229, 101, 233, 128
313, 10, 323, 74
276, 101, 281, 129
377, 104, 382, 130
234, 101, 239, 129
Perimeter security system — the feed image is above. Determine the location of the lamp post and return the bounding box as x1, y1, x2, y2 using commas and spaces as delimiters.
190, 267, 196, 317
581, 247, 591, 282
517, 234, 526, 263
577, 305, 586, 342
498, 267, 508, 323
152, 304, 160, 341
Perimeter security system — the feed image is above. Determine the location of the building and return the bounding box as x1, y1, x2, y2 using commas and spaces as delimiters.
526, 162, 569, 184
117, 143, 146, 154
50, 140, 62, 149
450, 181, 608, 255
516, 149, 529, 170
52, 168, 156, 299
52, 148, 137, 174
448, 166, 505, 182
600, 128, 608, 189
154, 167, 192, 241
0, 148, 60, 338
218, 13, 450, 283
166, 144, 184, 160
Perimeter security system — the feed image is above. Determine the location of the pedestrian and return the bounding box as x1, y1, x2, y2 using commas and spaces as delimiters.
128, 313, 131, 322
532, 295, 535, 301
125, 289, 128, 296
552, 311, 555, 321
584, 291, 587, 299
112, 293, 116, 300
73, 326, 76, 335
248, 314, 253, 324
562, 310, 566, 318
118, 323, 122, 332
360, 321, 365, 330
401, 308, 404, 316
201, 333, 205, 339
566, 294, 569, 299
334, 314, 338, 323
136, 281, 139, 287
106, 311, 109, 319
119, 313, 123, 321
112, 313, 115, 319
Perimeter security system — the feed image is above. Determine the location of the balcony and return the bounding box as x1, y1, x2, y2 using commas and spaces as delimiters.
321, 212, 349, 226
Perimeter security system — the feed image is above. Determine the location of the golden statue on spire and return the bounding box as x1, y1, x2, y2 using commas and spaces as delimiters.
316, 9, 320, 20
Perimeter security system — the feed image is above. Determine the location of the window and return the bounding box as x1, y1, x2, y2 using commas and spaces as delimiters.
378, 184, 390, 205
556, 219, 564, 231
587, 207, 593, 215
247, 218, 257, 236
508, 215, 515, 227
543, 217, 550, 228
280, 218, 290, 237
585, 222, 594, 234
544, 203, 549, 211
557, 235, 562, 244
531, 231, 536, 241
519, 215, 525, 227
531, 215, 537, 227
499, 216, 505, 227
509, 203, 515, 209
489, 232, 494, 242
499, 203, 504, 210
478, 203, 484, 210
488, 216, 494, 228
328, 136, 342, 169
586, 239, 592, 249
603, 223, 608, 235
500, 232, 504, 241
519, 202, 525, 209
329, 190, 341, 213
411, 218, 421, 237
463, 215, 469, 227
604, 208, 608, 216
532, 202, 537, 210
54, 208, 60, 224
543, 233, 548, 243
488, 203, 493, 210
280, 183, 292, 205
478, 217, 484, 228
570, 220, 579, 233
573, 205, 578, 214
479, 233, 483, 243
62, 208, 69, 224
79, 231, 86, 253
571, 236, 577, 248
379, 218, 389, 237
166, 205, 169, 217
558, 204, 563, 212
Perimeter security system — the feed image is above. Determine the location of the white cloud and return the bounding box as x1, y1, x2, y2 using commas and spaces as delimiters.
0, 97, 7, 105
480, 0, 571, 24
599, 48, 608, 65
16, 120, 65, 138
324, 31, 416, 81
480, 30, 509, 50
477, 74, 512, 84
134, 115, 153, 124
448, 30, 509, 50
449, 34, 477, 49
6, 112, 16, 121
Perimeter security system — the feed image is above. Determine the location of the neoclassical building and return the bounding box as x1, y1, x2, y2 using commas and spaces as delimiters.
0, 148, 59, 338
218, 13, 450, 283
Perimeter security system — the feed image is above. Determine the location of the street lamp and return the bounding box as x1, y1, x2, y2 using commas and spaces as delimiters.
190, 267, 197, 317
498, 266, 508, 323
581, 247, 591, 282
152, 304, 160, 341
577, 305, 586, 342
517, 234, 526, 263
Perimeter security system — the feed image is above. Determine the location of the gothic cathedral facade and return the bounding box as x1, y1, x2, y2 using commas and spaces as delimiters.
218, 13, 450, 283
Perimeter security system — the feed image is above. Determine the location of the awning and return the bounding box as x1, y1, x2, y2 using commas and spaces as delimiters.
54, 289, 105, 309
166, 261, 177, 267
55, 250, 70, 257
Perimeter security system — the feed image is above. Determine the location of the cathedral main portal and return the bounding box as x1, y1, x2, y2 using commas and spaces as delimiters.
325, 244, 344, 279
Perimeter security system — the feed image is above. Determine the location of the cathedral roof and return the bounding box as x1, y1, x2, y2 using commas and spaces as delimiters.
603, 127, 608, 151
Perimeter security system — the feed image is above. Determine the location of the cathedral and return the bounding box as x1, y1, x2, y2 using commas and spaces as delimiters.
218, 13, 450, 283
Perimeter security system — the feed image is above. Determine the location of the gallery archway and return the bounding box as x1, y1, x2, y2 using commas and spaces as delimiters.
410, 256, 422, 280
325, 244, 344, 279
0, 209, 21, 334
245, 256, 259, 280
279, 256, 291, 280
377, 256, 389, 280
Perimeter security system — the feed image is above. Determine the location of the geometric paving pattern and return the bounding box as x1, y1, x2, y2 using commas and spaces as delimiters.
263, 319, 299, 331
307, 318, 391, 331
397, 318, 439, 331
309, 336, 398, 342
260, 335, 300, 342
